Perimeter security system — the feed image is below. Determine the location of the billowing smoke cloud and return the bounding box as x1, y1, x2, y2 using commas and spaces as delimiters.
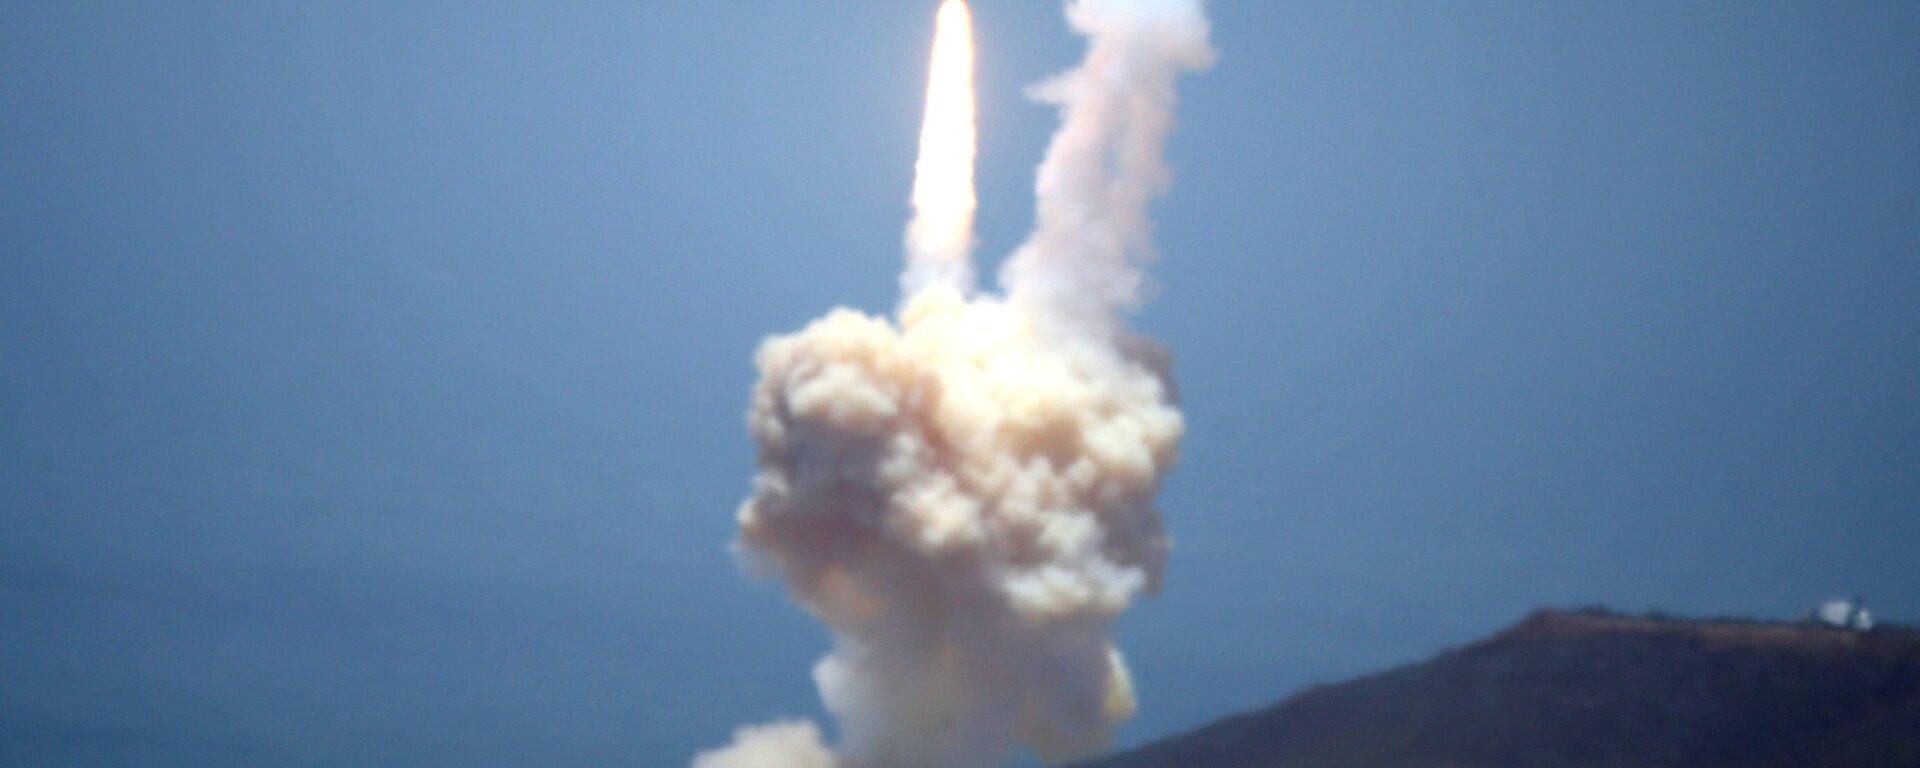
696, 2, 1210, 766
693, 722, 837, 768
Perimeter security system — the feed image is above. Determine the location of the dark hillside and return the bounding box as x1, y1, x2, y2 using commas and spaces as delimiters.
1081, 610, 1920, 768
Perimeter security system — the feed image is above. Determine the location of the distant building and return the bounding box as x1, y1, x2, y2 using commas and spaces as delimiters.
1809, 597, 1874, 631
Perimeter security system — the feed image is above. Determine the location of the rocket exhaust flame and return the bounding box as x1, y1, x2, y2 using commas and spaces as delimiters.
905, 0, 979, 295
696, 2, 1212, 767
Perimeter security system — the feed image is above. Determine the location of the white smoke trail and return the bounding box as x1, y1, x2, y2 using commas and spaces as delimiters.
1004, 0, 1216, 324
696, 2, 1210, 767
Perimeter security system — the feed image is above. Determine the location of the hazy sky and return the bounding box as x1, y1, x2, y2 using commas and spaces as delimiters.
4, 2, 1917, 765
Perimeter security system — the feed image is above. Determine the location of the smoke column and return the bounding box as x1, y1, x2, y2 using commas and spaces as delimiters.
695, 2, 1211, 766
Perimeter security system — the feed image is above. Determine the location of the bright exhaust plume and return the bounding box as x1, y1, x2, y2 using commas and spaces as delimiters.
905, 0, 979, 294
695, 2, 1212, 766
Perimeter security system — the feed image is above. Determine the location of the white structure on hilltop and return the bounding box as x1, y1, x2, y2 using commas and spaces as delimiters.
1810, 597, 1874, 631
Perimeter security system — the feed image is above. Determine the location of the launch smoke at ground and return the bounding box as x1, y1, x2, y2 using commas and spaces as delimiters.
696, 2, 1212, 767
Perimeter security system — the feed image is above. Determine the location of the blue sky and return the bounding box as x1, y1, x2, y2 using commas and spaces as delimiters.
3, 2, 1917, 765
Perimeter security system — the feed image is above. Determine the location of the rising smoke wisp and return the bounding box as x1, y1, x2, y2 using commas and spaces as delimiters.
695, 2, 1211, 766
